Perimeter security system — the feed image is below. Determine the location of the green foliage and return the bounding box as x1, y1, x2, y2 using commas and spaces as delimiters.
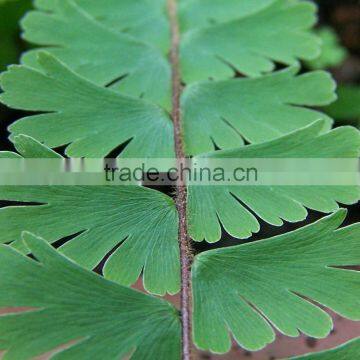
192, 211, 360, 352
0, 54, 174, 158
189, 122, 360, 242
306, 27, 347, 70
21, 1, 171, 108
181, 0, 319, 80
0, 185, 179, 295
179, 0, 274, 31
182, 67, 335, 154
304, 27, 359, 127
0, 232, 180, 359
0, 134, 61, 158
0, 136, 179, 296
0, 0, 359, 358
33, 0, 169, 51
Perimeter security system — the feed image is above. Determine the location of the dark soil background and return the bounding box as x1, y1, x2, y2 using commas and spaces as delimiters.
0, 0, 359, 359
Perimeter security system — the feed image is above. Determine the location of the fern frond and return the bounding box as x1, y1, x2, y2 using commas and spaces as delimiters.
192, 210, 360, 352
306, 27, 348, 70
0, 1, 359, 358
33, 0, 170, 51
0, 232, 180, 359
189, 121, 360, 242
21, 0, 171, 107
0, 53, 174, 158
0, 135, 180, 296
182, 67, 336, 154
181, 0, 320, 80
0, 134, 62, 158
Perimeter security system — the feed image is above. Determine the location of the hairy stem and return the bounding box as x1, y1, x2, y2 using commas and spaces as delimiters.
167, 0, 193, 359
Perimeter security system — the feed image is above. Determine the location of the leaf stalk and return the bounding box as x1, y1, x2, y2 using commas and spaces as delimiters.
167, 0, 193, 359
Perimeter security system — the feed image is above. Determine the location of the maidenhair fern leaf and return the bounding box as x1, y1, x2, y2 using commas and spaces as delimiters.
182, 67, 336, 154
0, 232, 180, 359
192, 210, 360, 353
0, 134, 62, 158
0, 185, 180, 296
0, 53, 174, 158
189, 121, 360, 242
0, 135, 179, 296
306, 27, 347, 70
21, 0, 171, 108
32, 0, 170, 52
292, 337, 360, 359
181, 0, 320, 80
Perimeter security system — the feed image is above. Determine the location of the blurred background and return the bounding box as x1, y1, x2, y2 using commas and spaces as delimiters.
0, 0, 359, 359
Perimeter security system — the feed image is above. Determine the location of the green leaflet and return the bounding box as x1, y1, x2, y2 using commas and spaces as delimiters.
188, 121, 360, 243
0, 53, 174, 158
306, 27, 347, 71
0, 184, 180, 295
306, 27, 348, 69
21, 0, 171, 108
181, 0, 320, 81
179, 0, 275, 31
192, 210, 360, 353
182, 67, 336, 154
0, 134, 62, 158
33, 0, 169, 52
0, 151, 22, 159
0, 186, 180, 296
291, 337, 360, 359
0, 135, 180, 296
0, 232, 180, 360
